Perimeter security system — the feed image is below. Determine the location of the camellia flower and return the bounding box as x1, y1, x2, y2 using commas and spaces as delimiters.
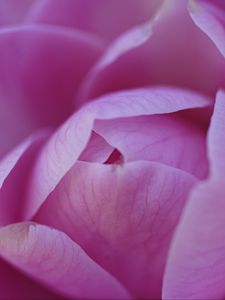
0, 0, 225, 299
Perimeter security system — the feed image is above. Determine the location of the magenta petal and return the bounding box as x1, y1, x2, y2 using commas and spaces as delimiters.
0, 257, 63, 300
94, 113, 208, 179
0, 222, 131, 299
35, 160, 197, 299
207, 90, 225, 178
0, 0, 33, 26
77, 0, 225, 103
189, 0, 225, 58
0, 25, 103, 158
27, 0, 163, 41
79, 131, 114, 163
27, 87, 210, 219
162, 92, 225, 299
0, 130, 50, 226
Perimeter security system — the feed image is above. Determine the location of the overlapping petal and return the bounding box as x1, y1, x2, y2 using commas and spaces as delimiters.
0, 25, 103, 158
94, 113, 208, 179
26, 0, 163, 42
189, 0, 225, 57
0, 222, 131, 299
26, 87, 210, 219
162, 91, 225, 299
77, 0, 225, 104
0, 130, 50, 226
35, 160, 197, 299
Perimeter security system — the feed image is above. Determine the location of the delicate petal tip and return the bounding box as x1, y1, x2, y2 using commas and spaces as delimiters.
188, 0, 225, 58
0, 222, 132, 299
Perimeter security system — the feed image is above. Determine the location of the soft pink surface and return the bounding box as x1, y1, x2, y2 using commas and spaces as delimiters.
0, 0, 32, 25
79, 131, 114, 163
94, 113, 208, 179
0, 131, 50, 226
35, 160, 196, 299
0, 25, 103, 159
77, 0, 225, 104
0, 1, 225, 299
0, 222, 131, 299
162, 91, 225, 299
26, 0, 163, 42
26, 87, 210, 220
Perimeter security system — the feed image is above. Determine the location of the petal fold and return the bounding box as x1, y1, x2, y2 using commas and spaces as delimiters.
0, 222, 131, 299
27, 87, 210, 218
0, 25, 103, 158
77, 0, 225, 103
162, 91, 225, 299
35, 160, 197, 299
27, 0, 163, 41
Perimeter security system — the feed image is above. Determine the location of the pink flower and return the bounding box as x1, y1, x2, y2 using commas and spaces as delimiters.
0, 0, 225, 299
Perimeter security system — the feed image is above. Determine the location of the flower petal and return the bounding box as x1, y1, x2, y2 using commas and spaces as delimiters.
0, 256, 62, 299
35, 160, 197, 299
189, 0, 225, 58
0, 25, 103, 158
27, 87, 210, 219
78, 131, 114, 163
0, 0, 33, 26
27, 0, 163, 41
0, 222, 132, 299
0, 130, 50, 226
162, 91, 225, 299
94, 113, 208, 179
77, 0, 225, 104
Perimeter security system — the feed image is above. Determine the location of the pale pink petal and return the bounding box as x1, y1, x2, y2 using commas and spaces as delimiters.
0, 130, 50, 226
162, 92, 225, 299
27, 87, 210, 219
35, 160, 197, 299
27, 0, 163, 41
94, 113, 208, 179
0, 25, 103, 158
0, 257, 63, 299
0, 222, 132, 299
79, 131, 114, 163
189, 0, 225, 57
0, 0, 33, 26
207, 90, 225, 178
77, 0, 225, 104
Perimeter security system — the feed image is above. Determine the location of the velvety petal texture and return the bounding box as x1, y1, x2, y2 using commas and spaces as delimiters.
0, 25, 103, 158
0, 222, 131, 299
0, 1, 224, 298
162, 91, 225, 299
26, 87, 210, 219
0, 130, 50, 226
77, 0, 225, 104
35, 160, 197, 299
189, 0, 225, 58
79, 131, 114, 163
94, 113, 208, 179
27, 0, 163, 41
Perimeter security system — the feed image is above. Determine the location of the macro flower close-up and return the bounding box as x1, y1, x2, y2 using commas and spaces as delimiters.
1, 0, 225, 299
